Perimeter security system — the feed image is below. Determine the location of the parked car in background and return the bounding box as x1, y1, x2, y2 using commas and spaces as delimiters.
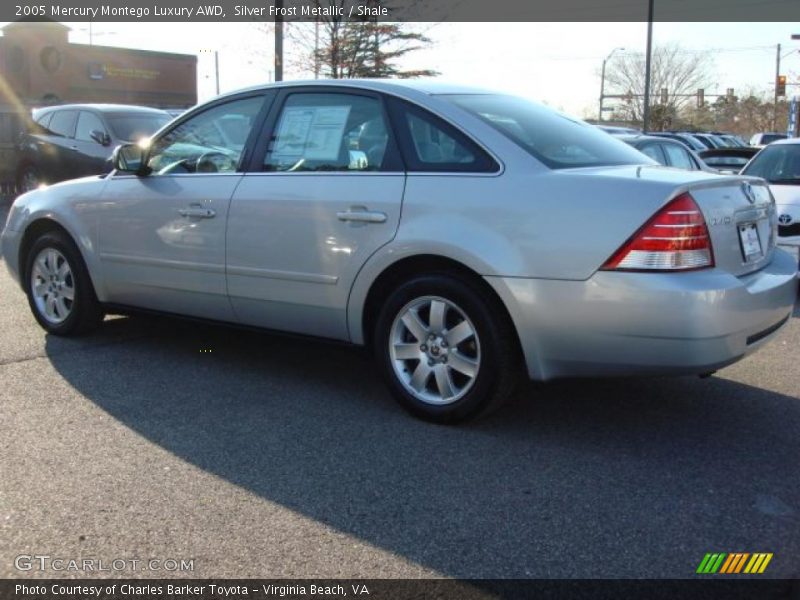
619, 134, 708, 171
712, 133, 748, 147
16, 104, 172, 192
749, 132, 789, 147
710, 134, 737, 148
741, 138, 800, 260
688, 132, 724, 149
697, 147, 759, 174
646, 132, 707, 152
2, 80, 796, 422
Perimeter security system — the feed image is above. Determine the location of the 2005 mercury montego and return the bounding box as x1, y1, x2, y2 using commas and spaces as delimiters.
2, 80, 797, 422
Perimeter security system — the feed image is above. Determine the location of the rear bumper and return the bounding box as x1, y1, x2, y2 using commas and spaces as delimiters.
487, 248, 798, 381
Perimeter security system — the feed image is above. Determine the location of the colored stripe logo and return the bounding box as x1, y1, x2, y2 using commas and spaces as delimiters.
697, 553, 773, 574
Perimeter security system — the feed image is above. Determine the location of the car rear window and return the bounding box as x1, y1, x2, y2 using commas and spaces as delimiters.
443, 94, 651, 169
106, 113, 171, 142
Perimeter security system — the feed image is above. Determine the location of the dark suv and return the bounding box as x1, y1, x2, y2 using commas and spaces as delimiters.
17, 104, 171, 192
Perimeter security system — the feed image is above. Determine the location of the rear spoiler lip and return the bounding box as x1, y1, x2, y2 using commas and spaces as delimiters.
666, 174, 769, 202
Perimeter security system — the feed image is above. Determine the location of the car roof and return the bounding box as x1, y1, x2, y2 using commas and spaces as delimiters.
215, 79, 496, 100
617, 134, 681, 144
33, 104, 170, 115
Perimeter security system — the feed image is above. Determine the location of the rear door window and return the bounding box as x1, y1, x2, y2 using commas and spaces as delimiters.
387, 98, 498, 172
48, 110, 78, 138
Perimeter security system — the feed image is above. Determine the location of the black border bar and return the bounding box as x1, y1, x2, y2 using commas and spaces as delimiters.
4, 0, 800, 22
3, 579, 800, 600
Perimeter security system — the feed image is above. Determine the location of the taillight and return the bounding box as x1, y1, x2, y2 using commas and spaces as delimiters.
601, 193, 714, 271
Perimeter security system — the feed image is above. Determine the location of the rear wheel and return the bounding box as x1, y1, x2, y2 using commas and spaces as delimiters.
374, 274, 519, 423
24, 231, 103, 335
18, 165, 42, 193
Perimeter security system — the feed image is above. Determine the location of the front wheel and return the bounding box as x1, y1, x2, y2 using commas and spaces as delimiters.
24, 231, 103, 335
374, 274, 520, 423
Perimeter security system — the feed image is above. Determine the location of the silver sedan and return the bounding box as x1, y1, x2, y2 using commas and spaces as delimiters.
2, 80, 797, 422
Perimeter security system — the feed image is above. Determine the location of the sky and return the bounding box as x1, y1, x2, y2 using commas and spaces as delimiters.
13, 21, 800, 117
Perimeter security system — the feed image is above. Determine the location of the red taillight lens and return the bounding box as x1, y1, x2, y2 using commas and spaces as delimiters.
602, 193, 714, 271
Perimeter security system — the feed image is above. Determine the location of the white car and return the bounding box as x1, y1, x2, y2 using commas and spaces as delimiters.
741, 138, 800, 264
749, 132, 788, 148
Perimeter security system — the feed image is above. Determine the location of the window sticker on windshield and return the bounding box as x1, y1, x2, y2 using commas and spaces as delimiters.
272, 106, 351, 161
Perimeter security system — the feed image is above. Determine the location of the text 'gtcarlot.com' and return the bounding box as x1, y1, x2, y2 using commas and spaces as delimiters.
14, 554, 194, 572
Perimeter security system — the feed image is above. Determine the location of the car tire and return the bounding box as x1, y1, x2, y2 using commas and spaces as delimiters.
17, 165, 42, 193
24, 231, 103, 336
374, 273, 520, 423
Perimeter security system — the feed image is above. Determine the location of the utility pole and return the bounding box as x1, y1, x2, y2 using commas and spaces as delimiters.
642, 0, 654, 132
214, 50, 220, 95
314, 18, 320, 79
598, 47, 624, 121
774, 43, 781, 131
274, 0, 284, 82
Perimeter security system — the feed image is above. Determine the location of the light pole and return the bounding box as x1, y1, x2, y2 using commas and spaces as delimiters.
274, 0, 284, 82
774, 37, 799, 131
200, 49, 220, 96
642, 0, 655, 131
598, 47, 625, 121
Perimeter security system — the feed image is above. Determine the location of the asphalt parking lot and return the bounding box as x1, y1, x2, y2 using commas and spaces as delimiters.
1, 201, 799, 580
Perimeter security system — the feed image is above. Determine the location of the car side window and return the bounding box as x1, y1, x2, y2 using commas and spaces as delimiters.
146, 95, 264, 175
387, 99, 498, 173
75, 111, 107, 143
263, 93, 392, 172
662, 143, 695, 170
639, 143, 666, 165
48, 110, 78, 138
34, 112, 52, 128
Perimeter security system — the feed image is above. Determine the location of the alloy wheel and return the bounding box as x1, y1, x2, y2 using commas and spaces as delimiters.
30, 247, 75, 324
389, 295, 481, 405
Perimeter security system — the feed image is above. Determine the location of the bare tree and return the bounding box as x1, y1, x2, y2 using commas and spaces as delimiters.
287, 1, 439, 79
605, 43, 714, 130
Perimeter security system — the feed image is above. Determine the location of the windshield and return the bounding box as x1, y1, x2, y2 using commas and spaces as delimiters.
742, 144, 800, 184
444, 94, 651, 169
107, 113, 171, 142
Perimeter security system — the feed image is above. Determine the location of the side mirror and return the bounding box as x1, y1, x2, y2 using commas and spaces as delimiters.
111, 143, 150, 175
90, 129, 111, 146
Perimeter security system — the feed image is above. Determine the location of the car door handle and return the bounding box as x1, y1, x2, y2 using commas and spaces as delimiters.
336, 209, 387, 224
179, 206, 216, 219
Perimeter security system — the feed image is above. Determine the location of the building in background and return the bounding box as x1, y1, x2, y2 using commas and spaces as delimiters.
0, 20, 197, 192
0, 20, 197, 109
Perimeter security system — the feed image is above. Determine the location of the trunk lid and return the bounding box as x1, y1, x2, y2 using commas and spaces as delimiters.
562, 166, 777, 277
685, 177, 776, 276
